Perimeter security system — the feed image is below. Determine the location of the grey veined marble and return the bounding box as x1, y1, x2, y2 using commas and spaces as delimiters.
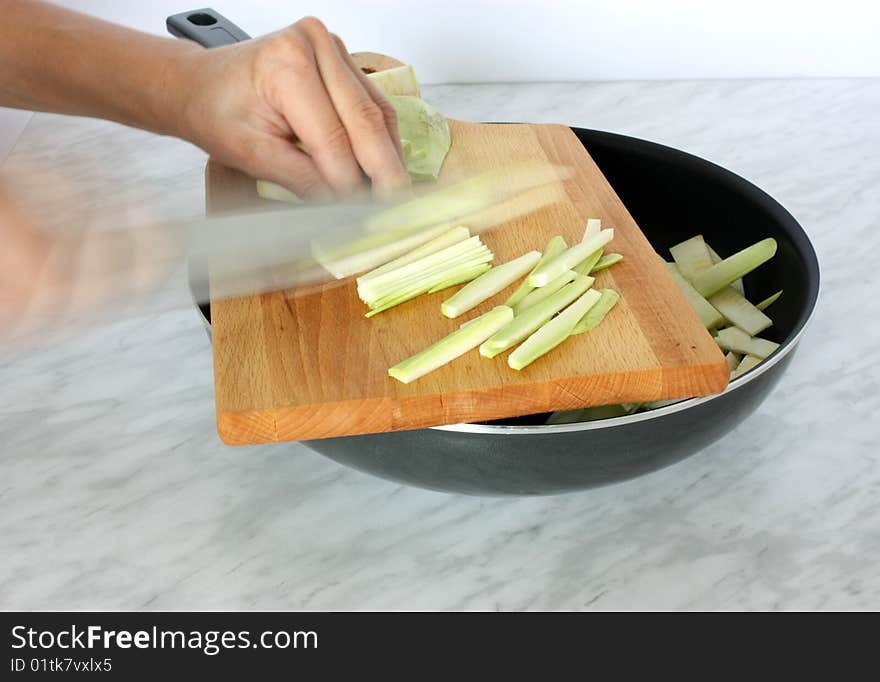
1, 79, 878, 610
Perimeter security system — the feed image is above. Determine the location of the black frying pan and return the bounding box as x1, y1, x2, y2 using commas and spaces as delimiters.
169, 9, 820, 495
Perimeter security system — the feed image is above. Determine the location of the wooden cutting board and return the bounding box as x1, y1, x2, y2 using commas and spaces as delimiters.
206, 64, 728, 444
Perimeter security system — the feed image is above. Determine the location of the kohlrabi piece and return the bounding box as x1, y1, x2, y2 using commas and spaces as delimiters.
387, 95, 451, 181
708, 286, 772, 335
504, 235, 568, 307
359, 227, 470, 282
480, 275, 594, 358
256, 179, 303, 203
755, 290, 783, 311
670, 235, 714, 280
706, 243, 744, 295
571, 248, 604, 276
508, 289, 602, 370
665, 262, 724, 329
731, 354, 763, 379
691, 238, 777, 298
513, 270, 581, 314
725, 351, 742, 373
590, 253, 623, 273
388, 306, 513, 383
570, 288, 620, 335
367, 65, 420, 97
545, 404, 630, 424
583, 218, 601, 240
714, 327, 780, 359
427, 264, 492, 293
441, 251, 542, 318
528, 230, 615, 287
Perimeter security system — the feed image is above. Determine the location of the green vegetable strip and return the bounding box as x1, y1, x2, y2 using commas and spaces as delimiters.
670, 235, 713, 280
528, 230, 615, 287
706, 243, 744, 295
571, 248, 604, 276
590, 253, 623, 273
366, 64, 420, 97
504, 235, 568, 307
708, 286, 772, 335
755, 290, 783, 311
256, 179, 302, 203
388, 306, 513, 383
427, 264, 492, 293
441, 251, 542, 318
731, 354, 763, 379
480, 275, 594, 358
714, 327, 780, 359
570, 288, 620, 335
665, 262, 725, 329
583, 218, 601, 239
725, 351, 741, 373
508, 289, 603, 370
691, 238, 777, 297
359, 227, 470, 281
513, 270, 582, 314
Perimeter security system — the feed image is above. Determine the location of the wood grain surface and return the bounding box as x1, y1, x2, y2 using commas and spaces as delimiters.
206, 116, 728, 443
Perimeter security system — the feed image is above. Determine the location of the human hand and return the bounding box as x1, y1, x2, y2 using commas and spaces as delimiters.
173, 17, 411, 199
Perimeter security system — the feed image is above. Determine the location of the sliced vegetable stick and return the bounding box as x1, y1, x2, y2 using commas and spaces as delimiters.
504, 235, 568, 307
670, 234, 714, 280
572, 248, 604, 276
590, 253, 623, 273
583, 218, 601, 240
708, 286, 773, 335
665, 262, 724, 329
441, 251, 542, 318
427, 263, 492, 293
359, 226, 470, 281
725, 351, 741, 372
388, 306, 514, 383
706, 243, 744, 295
731, 354, 763, 379
508, 289, 603, 370
480, 275, 594, 358
513, 270, 581, 314
691, 238, 777, 297
714, 327, 780, 359
528, 230, 614, 287
570, 288, 620, 335
755, 290, 783, 311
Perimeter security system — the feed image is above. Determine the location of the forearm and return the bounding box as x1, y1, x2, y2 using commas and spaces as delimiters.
0, 1, 199, 136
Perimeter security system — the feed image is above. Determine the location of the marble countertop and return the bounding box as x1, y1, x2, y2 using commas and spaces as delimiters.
1, 79, 878, 610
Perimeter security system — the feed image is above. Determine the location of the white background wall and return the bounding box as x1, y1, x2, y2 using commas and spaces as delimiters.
52, 0, 880, 82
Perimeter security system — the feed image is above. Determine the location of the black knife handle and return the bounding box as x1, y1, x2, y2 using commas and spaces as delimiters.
166, 8, 251, 47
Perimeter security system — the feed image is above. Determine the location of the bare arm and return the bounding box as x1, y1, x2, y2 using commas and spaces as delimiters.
0, 1, 409, 197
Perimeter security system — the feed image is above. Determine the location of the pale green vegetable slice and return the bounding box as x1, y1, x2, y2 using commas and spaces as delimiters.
388, 306, 513, 383
731, 354, 763, 379
755, 290, 783, 311
706, 243, 744, 295
528, 230, 615, 287
725, 351, 742, 372
583, 218, 601, 239
691, 238, 777, 297
670, 235, 714, 279
359, 227, 470, 282
570, 288, 620, 335
366, 64, 420, 97
571, 248, 604, 276
665, 262, 724, 329
508, 289, 603, 370
708, 286, 772, 335
256, 180, 303, 203
441, 251, 542, 318
590, 253, 623, 273
714, 327, 780, 359
504, 235, 568, 307
513, 270, 581, 314
546, 404, 630, 424
480, 275, 594, 358
427, 264, 491, 293
641, 398, 686, 410
387, 95, 451, 181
